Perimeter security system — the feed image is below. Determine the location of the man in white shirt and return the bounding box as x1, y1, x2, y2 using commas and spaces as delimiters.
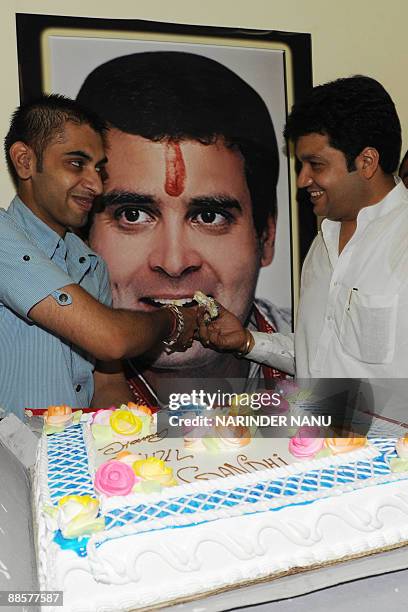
199, 75, 408, 380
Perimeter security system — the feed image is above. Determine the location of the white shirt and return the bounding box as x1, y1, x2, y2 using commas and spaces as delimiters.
247, 180, 408, 378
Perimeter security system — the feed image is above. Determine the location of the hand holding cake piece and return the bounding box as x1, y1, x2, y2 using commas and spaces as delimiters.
198, 299, 254, 356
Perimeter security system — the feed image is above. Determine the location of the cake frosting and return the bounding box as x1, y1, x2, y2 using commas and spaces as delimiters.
33, 412, 408, 612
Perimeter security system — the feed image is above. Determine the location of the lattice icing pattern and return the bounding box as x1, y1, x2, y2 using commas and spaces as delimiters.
42, 422, 408, 553
46, 425, 94, 502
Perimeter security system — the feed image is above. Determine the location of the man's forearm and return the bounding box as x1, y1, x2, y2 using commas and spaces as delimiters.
29, 283, 174, 361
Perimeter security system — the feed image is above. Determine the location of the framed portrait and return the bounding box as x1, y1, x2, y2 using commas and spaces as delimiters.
16, 14, 315, 323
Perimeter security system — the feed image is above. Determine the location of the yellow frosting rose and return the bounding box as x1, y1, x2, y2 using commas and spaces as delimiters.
57, 495, 105, 539
110, 408, 142, 436
132, 457, 177, 487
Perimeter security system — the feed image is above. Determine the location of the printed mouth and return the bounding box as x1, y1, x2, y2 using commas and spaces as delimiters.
140, 296, 213, 308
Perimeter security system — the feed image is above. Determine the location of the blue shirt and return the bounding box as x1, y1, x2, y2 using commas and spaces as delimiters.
0, 196, 112, 419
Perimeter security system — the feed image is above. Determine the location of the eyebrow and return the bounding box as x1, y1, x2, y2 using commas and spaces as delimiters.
297, 153, 324, 162
64, 150, 108, 166
189, 195, 242, 211
96, 191, 156, 210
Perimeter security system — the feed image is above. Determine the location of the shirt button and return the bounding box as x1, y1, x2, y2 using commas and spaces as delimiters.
75, 384, 82, 392
79, 257, 86, 263
58, 293, 69, 303
23, 255, 30, 261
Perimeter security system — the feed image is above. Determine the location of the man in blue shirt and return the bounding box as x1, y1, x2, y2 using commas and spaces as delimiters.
1, 95, 197, 418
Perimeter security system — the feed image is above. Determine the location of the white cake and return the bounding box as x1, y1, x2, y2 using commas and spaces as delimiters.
34, 412, 408, 612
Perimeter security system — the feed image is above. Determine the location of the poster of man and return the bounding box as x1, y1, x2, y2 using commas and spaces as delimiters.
16, 15, 314, 405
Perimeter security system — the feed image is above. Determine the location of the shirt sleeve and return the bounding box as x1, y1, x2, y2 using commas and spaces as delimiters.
0, 219, 74, 319
244, 331, 295, 376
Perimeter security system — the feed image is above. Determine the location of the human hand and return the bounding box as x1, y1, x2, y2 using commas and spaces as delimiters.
198, 304, 254, 354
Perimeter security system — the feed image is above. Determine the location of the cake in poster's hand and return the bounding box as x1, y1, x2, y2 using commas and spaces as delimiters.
194, 291, 219, 319
90, 403, 156, 443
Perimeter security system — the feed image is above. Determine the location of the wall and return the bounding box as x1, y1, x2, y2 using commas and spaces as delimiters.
0, 0, 406, 201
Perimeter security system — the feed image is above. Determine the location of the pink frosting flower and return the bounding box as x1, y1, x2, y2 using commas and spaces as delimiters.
94, 460, 139, 496
289, 426, 324, 459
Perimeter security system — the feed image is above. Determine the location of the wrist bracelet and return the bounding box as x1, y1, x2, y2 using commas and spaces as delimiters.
235, 329, 253, 358
162, 304, 184, 347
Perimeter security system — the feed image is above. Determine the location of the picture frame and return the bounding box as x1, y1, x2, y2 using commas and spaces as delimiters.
16, 13, 315, 319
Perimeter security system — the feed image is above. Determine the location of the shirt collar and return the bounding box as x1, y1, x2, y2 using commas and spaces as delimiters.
8, 195, 99, 269
8, 195, 63, 257
355, 177, 408, 228
321, 178, 408, 240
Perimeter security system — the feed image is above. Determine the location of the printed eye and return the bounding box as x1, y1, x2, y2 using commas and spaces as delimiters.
114, 206, 154, 227
70, 160, 84, 168
192, 210, 233, 226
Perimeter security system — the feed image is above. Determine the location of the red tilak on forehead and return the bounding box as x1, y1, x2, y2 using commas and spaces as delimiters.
164, 142, 186, 197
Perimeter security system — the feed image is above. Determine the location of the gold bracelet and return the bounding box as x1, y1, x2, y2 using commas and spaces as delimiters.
235, 329, 253, 358
162, 304, 184, 348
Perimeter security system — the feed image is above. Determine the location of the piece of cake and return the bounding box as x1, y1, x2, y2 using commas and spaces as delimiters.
193, 290, 219, 318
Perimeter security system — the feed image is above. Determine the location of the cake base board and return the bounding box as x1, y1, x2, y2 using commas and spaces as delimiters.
133, 541, 408, 612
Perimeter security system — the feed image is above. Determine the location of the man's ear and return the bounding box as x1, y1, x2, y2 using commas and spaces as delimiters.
260, 214, 276, 267
355, 147, 380, 179
9, 141, 35, 180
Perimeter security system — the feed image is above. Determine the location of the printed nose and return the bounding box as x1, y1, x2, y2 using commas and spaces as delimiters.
149, 228, 202, 278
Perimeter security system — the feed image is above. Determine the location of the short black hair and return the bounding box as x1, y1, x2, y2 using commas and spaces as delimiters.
76, 51, 279, 235
5, 94, 107, 187
284, 75, 401, 173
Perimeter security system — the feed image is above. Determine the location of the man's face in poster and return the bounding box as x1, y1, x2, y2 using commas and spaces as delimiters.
89, 128, 276, 368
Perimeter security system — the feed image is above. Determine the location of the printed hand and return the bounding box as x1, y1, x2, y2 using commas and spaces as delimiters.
198, 304, 254, 353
